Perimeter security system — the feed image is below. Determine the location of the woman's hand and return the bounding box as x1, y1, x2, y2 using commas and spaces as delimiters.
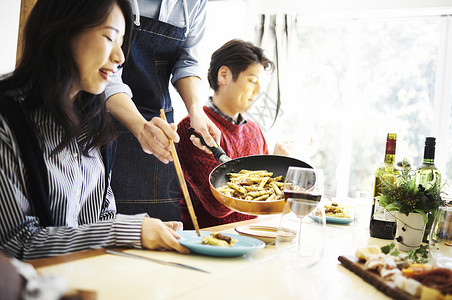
164, 221, 183, 231
141, 217, 189, 253
135, 117, 180, 164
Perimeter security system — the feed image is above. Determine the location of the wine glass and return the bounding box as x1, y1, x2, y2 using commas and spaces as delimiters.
276, 167, 326, 268
429, 206, 452, 268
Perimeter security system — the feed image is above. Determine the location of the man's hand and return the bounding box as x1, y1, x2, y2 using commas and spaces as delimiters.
174, 76, 221, 154
135, 117, 180, 164
273, 141, 294, 157
189, 109, 221, 154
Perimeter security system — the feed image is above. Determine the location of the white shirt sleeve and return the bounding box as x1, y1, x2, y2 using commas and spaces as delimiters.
104, 68, 133, 100
171, 0, 207, 84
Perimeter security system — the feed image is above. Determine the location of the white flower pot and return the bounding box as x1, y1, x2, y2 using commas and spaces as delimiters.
394, 212, 426, 252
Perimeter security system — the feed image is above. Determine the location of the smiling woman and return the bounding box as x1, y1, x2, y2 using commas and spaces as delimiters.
70, 4, 126, 97
0, 0, 189, 261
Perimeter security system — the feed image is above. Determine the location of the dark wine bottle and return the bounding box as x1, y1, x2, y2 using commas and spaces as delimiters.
415, 137, 441, 242
415, 137, 441, 186
369, 133, 400, 239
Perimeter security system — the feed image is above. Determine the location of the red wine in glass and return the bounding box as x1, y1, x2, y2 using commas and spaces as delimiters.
284, 191, 322, 218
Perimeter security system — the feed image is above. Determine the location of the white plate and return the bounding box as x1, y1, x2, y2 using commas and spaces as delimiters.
309, 215, 353, 224
235, 225, 296, 244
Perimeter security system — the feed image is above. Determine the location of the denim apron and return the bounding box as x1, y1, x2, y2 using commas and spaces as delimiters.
111, 15, 186, 221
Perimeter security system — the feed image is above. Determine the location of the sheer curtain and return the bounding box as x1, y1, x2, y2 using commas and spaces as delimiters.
245, 13, 298, 132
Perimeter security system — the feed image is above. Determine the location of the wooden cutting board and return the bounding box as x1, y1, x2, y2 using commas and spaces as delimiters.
338, 255, 417, 300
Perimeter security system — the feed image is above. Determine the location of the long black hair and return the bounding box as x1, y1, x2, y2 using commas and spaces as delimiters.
0, 0, 133, 155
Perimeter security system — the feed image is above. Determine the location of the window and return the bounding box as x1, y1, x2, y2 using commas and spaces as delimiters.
253, 15, 451, 200
173, 2, 452, 202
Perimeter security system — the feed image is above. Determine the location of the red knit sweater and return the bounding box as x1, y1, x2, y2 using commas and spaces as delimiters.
177, 106, 269, 229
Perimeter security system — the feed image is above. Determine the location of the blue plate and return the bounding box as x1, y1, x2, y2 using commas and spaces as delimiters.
177, 231, 265, 257
309, 215, 353, 225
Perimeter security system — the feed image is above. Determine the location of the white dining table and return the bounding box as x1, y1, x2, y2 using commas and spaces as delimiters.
29, 207, 397, 300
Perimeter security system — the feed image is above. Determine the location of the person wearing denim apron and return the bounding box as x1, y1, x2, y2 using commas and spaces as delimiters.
105, 0, 219, 221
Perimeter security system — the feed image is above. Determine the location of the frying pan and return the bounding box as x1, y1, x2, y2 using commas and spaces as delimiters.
188, 128, 313, 215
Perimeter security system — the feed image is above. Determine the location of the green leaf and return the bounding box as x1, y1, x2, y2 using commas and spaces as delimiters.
407, 177, 417, 191
399, 206, 410, 215
375, 195, 388, 206
381, 243, 395, 254
385, 203, 401, 211
390, 248, 400, 257
407, 245, 429, 264
375, 195, 385, 201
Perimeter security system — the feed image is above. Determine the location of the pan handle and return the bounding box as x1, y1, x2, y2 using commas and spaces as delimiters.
188, 127, 230, 163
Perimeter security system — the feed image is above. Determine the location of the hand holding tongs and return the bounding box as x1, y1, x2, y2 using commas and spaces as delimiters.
188, 127, 231, 163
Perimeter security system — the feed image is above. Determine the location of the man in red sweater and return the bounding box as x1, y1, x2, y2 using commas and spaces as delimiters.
177, 39, 291, 229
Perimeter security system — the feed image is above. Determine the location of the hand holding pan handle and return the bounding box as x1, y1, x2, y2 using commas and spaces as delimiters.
188, 127, 231, 163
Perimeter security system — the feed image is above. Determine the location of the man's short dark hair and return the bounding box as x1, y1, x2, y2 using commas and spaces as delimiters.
207, 39, 275, 91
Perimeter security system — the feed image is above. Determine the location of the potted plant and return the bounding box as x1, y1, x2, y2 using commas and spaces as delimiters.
375, 167, 444, 251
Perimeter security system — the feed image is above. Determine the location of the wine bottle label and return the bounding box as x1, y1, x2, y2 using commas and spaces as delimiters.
372, 199, 396, 222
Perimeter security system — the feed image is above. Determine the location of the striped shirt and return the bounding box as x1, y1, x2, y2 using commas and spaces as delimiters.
0, 104, 145, 260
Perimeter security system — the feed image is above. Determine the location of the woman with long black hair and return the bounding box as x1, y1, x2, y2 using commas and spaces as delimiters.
0, 0, 188, 260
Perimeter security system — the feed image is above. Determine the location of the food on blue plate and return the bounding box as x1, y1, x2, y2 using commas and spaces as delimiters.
314, 202, 351, 218
201, 232, 238, 247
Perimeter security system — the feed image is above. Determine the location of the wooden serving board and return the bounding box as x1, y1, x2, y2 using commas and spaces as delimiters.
338, 255, 417, 300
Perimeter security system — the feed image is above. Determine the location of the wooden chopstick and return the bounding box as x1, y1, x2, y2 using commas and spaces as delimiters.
160, 109, 200, 236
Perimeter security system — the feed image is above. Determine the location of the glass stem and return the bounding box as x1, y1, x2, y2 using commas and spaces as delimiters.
297, 218, 303, 250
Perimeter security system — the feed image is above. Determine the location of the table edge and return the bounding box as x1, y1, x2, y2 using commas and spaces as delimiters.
28, 216, 274, 269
